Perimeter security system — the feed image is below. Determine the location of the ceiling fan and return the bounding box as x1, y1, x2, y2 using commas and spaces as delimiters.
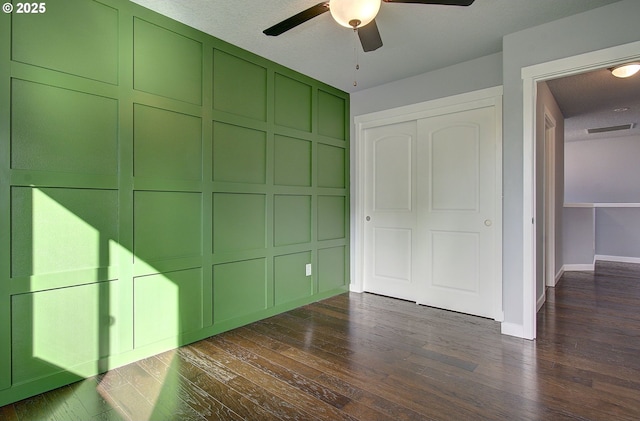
263, 0, 475, 52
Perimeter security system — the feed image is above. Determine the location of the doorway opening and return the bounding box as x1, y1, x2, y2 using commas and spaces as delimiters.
522, 40, 640, 340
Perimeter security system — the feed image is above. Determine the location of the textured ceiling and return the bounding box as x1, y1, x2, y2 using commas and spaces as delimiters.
546, 68, 640, 142
129, 0, 621, 93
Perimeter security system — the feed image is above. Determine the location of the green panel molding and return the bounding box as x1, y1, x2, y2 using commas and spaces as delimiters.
213, 193, 266, 253
213, 259, 267, 323
11, 79, 118, 175
11, 0, 119, 84
317, 195, 347, 241
213, 49, 267, 121
274, 252, 313, 305
134, 191, 203, 263
11, 187, 118, 278
318, 90, 346, 140
133, 18, 203, 105
318, 246, 347, 292
12, 280, 122, 384
0, 0, 349, 406
134, 268, 204, 348
274, 73, 312, 132
134, 104, 202, 181
274, 135, 311, 187
212, 122, 266, 184
274, 195, 311, 247
317, 143, 346, 188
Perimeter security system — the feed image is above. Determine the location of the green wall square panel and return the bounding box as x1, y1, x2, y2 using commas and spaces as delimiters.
133, 18, 202, 105
318, 90, 346, 140
317, 196, 346, 241
212, 122, 266, 184
11, 79, 118, 175
213, 49, 267, 121
274, 135, 311, 187
134, 191, 202, 262
274, 195, 311, 247
318, 246, 346, 292
12, 281, 121, 384
134, 268, 203, 348
213, 259, 266, 322
11, 187, 119, 278
274, 73, 311, 132
274, 252, 312, 305
134, 104, 202, 181
213, 193, 266, 253
12, 0, 118, 83
317, 144, 346, 188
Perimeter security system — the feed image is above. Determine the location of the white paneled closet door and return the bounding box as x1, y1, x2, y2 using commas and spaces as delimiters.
363, 121, 418, 301
362, 102, 499, 319
415, 106, 497, 318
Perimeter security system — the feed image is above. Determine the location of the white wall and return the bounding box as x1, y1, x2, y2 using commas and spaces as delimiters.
564, 135, 640, 262
596, 208, 640, 259
565, 135, 640, 203
349, 52, 503, 290
563, 207, 595, 265
351, 52, 503, 117
502, 0, 640, 328
350, 0, 640, 335
535, 82, 564, 303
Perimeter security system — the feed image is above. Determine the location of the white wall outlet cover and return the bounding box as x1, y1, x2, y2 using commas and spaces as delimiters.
305, 263, 312, 276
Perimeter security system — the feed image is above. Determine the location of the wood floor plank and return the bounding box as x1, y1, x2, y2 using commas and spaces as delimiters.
161, 348, 280, 421
137, 354, 243, 421
232, 325, 429, 421
211, 334, 353, 410
43, 384, 93, 421
199, 337, 359, 421
3, 260, 640, 420
184, 342, 321, 421
115, 362, 205, 421
0, 401, 19, 421
13, 394, 57, 421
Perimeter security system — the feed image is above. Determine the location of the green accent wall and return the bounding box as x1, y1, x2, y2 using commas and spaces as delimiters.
0, 0, 349, 406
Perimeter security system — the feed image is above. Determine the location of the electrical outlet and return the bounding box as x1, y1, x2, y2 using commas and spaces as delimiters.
305, 263, 312, 277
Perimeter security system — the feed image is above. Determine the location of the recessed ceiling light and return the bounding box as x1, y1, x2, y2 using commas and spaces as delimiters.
610, 63, 640, 78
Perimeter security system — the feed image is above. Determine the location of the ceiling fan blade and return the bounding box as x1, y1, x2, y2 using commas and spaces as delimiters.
382, 0, 475, 5
263, 2, 330, 36
358, 19, 383, 52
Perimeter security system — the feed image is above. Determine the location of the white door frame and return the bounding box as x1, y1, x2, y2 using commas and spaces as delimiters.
543, 110, 556, 290
353, 86, 503, 320
521, 40, 640, 340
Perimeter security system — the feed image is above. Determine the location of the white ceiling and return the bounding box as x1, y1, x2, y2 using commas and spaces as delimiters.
130, 0, 621, 93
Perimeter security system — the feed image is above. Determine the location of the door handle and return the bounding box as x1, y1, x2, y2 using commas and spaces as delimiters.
366, 216, 371, 221
484, 219, 492, 227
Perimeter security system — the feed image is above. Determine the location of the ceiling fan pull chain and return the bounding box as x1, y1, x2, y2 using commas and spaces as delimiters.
353, 29, 360, 86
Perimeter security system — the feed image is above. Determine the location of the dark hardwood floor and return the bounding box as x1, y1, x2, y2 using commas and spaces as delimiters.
2, 260, 640, 420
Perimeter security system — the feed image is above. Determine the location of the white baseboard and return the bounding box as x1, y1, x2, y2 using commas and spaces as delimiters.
349, 283, 364, 293
546, 268, 564, 287
595, 255, 640, 264
562, 263, 595, 272
536, 293, 545, 312
501, 322, 525, 338
554, 268, 564, 285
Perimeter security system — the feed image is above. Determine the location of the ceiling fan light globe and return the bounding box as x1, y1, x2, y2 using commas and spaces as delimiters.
330, 0, 381, 28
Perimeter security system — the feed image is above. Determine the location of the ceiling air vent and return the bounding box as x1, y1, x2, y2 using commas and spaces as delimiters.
586, 123, 635, 134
